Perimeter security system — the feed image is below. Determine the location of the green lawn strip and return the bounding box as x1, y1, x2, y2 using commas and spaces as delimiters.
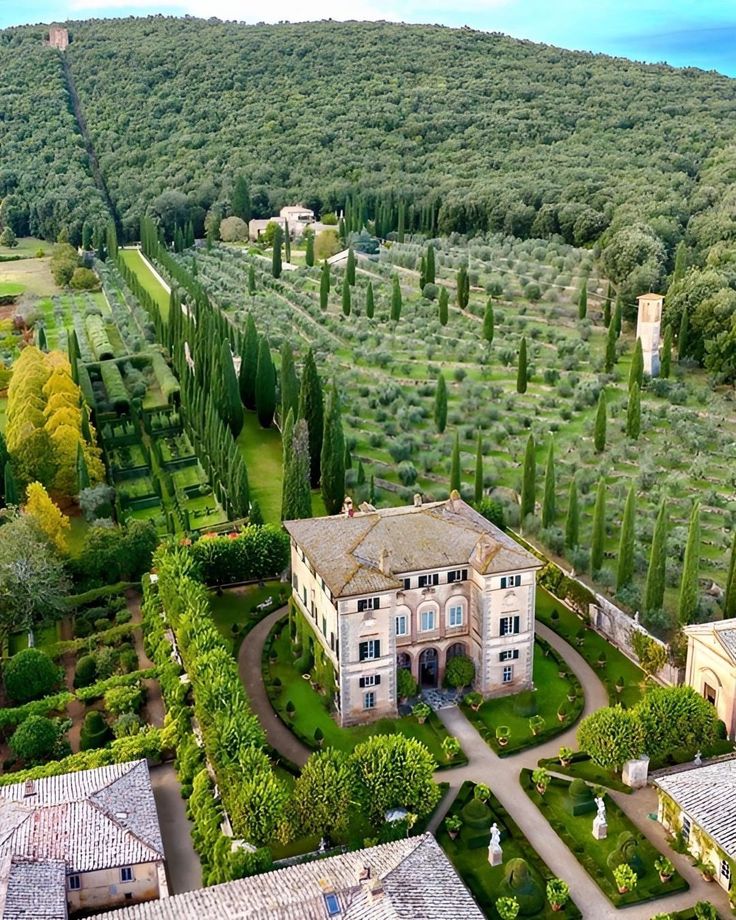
462, 637, 583, 756
236, 411, 283, 523
208, 581, 288, 655
537, 752, 632, 794
536, 588, 645, 707
7, 623, 61, 656
119, 249, 170, 320
520, 770, 688, 907
264, 619, 466, 767
437, 781, 582, 919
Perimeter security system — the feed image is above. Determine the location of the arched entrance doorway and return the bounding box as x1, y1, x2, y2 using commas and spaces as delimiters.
446, 642, 467, 663
419, 648, 439, 688
397, 652, 412, 672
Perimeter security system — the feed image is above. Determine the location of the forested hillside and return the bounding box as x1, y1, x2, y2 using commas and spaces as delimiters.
3, 18, 736, 306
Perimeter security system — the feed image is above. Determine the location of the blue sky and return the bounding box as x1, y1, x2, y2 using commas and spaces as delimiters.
2, 0, 735, 75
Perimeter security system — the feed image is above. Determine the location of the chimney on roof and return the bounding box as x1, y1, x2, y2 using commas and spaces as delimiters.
358, 864, 371, 882
342, 496, 354, 517
367, 879, 385, 902
449, 489, 461, 501
413, 493, 422, 507
23, 780, 36, 797
379, 548, 391, 575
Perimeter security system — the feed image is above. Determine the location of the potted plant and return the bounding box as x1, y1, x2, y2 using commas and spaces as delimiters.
546, 878, 570, 912
285, 700, 295, 721
567, 685, 578, 703
445, 814, 462, 840
558, 746, 573, 767
532, 767, 550, 795
556, 702, 569, 723
396, 668, 417, 704
615, 676, 625, 694
575, 627, 586, 648
495, 896, 520, 920
700, 861, 715, 882
496, 725, 510, 747
613, 863, 638, 894
529, 714, 546, 736
465, 690, 483, 712
474, 783, 491, 803
442, 735, 461, 761
655, 856, 675, 883
314, 727, 324, 748
412, 701, 431, 724
597, 651, 607, 669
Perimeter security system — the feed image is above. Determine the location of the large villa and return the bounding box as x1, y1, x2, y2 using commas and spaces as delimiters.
285, 493, 542, 726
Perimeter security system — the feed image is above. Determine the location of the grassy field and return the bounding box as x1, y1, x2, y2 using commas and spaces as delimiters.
265, 618, 466, 767
236, 411, 283, 523
521, 770, 688, 907
0, 237, 47, 260
209, 580, 287, 654
0, 255, 57, 296
119, 248, 170, 320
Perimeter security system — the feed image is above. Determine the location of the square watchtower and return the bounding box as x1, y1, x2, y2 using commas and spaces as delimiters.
636, 293, 664, 377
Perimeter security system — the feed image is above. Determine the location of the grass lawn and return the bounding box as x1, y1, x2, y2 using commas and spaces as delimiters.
119, 249, 170, 320
0, 256, 57, 296
521, 770, 688, 907
0, 281, 24, 297
536, 588, 646, 707
0, 237, 47, 260
265, 619, 466, 767
209, 580, 288, 654
66, 516, 91, 558
462, 638, 583, 756
537, 752, 633, 794
236, 411, 282, 523
7, 623, 61, 656
437, 782, 581, 918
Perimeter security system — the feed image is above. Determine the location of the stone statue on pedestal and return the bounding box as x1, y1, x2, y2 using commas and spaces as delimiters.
592, 796, 608, 840
488, 823, 502, 866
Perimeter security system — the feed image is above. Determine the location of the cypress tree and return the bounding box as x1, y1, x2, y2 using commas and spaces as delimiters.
626, 383, 641, 440
397, 200, 405, 242
37, 325, 47, 352
438, 286, 449, 326
344, 442, 352, 470
76, 441, 90, 492
81, 407, 91, 443
298, 348, 324, 488
239, 315, 259, 409
426, 245, 436, 284
483, 299, 494, 345
4, 461, 18, 506
232, 176, 252, 221
673, 239, 687, 283
365, 281, 375, 319
616, 485, 636, 591
279, 340, 299, 424
320, 383, 346, 515
725, 530, 736, 618
369, 473, 376, 504
255, 336, 276, 429
283, 418, 312, 520
603, 283, 612, 328
272, 225, 283, 278
338, 217, 346, 244
521, 434, 536, 521
106, 221, 118, 260
516, 337, 528, 394
594, 390, 606, 452
678, 502, 701, 625
419, 255, 427, 291
341, 277, 351, 316
541, 440, 556, 529
434, 373, 448, 433
305, 231, 315, 267
604, 319, 617, 373
644, 498, 668, 615
347, 246, 356, 285
357, 459, 366, 487
474, 429, 484, 504
578, 283, 587, 320
449, 432, 461, 494
222, 339, 244, 436
390, 274, 402, 321
457, 264, 469, 309
320, 261, 330, 310
284, 222, 291, 263
678, 308, 689, 360
565, 477, 579, 550
613, 296, 623, 338
590, 478, 606, 573
280, 409, 294, 520
248, 264, 256, 296
629, 338, 644, 389
661, 325, 673, 378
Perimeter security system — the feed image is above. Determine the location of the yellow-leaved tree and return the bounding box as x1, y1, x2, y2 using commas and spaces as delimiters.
25, 481, 70, 553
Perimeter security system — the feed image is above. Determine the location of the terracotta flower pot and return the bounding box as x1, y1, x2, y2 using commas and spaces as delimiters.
617, 886, 629, 895
498, 737, 508, 747
448, 829, 459, 840
659, 873, 672, 883
550, 904, 563, 912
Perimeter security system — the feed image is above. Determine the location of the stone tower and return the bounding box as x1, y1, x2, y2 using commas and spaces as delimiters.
636, 293, 664, 377
47, 26, 69, 51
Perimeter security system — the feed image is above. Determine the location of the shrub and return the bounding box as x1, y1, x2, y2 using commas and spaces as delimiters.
441, 736, 461, 760
104, 684, 142, 716
495, 896, 520, 920
70, 267, 99, 290
444, 655, 475, 689
115, 609, 132, 625
546, 878, 569, 910
412, 701, 431, 723
397, 668, 417, 700
612, 863, 637, 893
95, 647, 119, 680
113, 711, 142, 738
73, 654, 98, 688
532, 767, 550, 793
9, 715, 60, 763
80, 710, 111, 751
529, 714, 546, 735
496, 725, 510, 744
4, 648, 61, 703
473, 783, 491, 803
694, 902, 718, 920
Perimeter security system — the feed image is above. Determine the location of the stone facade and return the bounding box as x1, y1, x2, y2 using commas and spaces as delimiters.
683, 619, 736, 738
47, 26, 69, 50
67, 861, 162, 914
286, 496, 540, 726
635, 293, 664, 377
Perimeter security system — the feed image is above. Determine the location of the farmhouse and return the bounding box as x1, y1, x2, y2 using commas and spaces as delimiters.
284, 493, 542, 726
654, 757, 736, 892
248, 205, 333, 241
683, 618, 736, 738
94, 833, 484, 920
0, 759, 166, 918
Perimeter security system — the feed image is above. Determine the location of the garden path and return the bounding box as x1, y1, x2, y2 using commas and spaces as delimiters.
237, 607, 310, 768
60, 614, 85, 753
150, 762, 202, 893
127, 590, 165, 728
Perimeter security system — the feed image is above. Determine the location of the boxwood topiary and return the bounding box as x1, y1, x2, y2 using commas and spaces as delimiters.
80, 710, 111, 751
73, 654, 98, 689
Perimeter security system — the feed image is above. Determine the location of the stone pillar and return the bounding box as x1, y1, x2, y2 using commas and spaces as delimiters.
488, 844, 503, 867
636, 294, 664, 377
622, 755, 650, 789
592, 816, 608, 840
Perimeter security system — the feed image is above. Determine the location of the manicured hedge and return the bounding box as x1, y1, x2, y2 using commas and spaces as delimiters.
151, 352, 180, 403
100, 359, 130, 413
190, 524, 290, 585
85, 313, 115, 361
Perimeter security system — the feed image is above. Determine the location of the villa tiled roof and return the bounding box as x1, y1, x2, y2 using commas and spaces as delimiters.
94, 833, 484, 920
285, 496, 540, 598
0, 856, 67, 919
0, 759, 164, 919
654, 757, 736, 859
684, 618, 736, 663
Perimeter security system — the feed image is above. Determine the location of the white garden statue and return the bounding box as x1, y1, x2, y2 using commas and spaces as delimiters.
488, 822, 502, 866
490, 823, 501, 848
595, 796, 606, 823
592, 796, 608, 840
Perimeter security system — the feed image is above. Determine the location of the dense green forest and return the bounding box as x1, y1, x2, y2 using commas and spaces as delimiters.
1, 17, 736, 369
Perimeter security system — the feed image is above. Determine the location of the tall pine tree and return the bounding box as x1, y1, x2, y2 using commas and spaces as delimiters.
346, 246, 356, 285
434, 373, 448, 433
279, 341, 299, 424
366, 281, 375, 319
616, 485, 636, 591
255, 336, 276, 429
725, 530, 736, 618
517, 337, 528, 394
604, 319, 617, 373
564, 477, 579, 550
678, 502, 701, 625
542, 440, 556, 528
248, 264, 256, 296
284, 222, 291, 263
305, 231, 315, 267
613, 296, 623, 338
644, 498, 668, 615
603, 283, 612, 328
426, 245, 436, 285
456, 264, 469, 309
280, 409, 295, 521
298, 349, 324, 488
283, 418, 312, 520
577, 283, 587, 320
521, 434, 536, 520
320, 261, 330, 310
590, 478, 606, 574
341, 276, 351, 316
672, 240, 687, 283
320, 383, 346, 515
232, 176, 252, 221
239, 315, 259, 409
678, 309, 689, 360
